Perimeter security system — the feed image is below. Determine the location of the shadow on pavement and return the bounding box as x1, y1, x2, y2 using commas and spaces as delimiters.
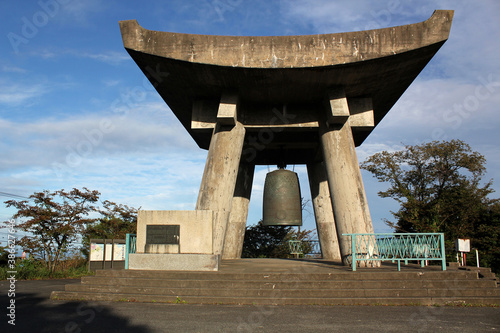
1, 291, 152, 333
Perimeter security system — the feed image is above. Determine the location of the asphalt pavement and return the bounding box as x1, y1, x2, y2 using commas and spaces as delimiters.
1, 278, 499, 332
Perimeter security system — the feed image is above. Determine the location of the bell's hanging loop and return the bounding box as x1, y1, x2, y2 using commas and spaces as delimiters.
262, 168, 302, 226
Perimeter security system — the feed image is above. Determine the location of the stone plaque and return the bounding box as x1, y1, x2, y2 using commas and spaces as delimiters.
146, 225, 180, 244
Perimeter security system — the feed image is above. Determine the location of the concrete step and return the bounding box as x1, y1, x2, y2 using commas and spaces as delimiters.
51, 261, 499, 306
65, 284, 500, 298
93, 269, 482, 281
80, 276, 498, 290
50, 291, 500, 306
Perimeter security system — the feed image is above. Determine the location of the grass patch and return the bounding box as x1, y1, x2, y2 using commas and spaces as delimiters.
0, 258, 94, 280
174, 296, 187, 304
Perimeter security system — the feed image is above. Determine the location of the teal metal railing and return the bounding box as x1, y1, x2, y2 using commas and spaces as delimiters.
342, 233, 446, 271
125, 234, 137, 269
288, 240, 321, 257
288, 240, 303, 257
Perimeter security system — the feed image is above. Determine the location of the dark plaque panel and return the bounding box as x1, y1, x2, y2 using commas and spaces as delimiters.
146, 225, 180, 244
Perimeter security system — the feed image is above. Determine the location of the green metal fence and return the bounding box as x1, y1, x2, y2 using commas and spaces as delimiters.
342, 233, 446, 271
125, 234, 137, 269
288, 240, 321, 258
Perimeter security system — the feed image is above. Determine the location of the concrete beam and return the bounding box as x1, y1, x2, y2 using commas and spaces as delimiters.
121, 11, 453, 150
192, 103, 319, 130
325, 89, 349, 125
348, 98, 375, 129
191, 100, 217, 129
121, 11, 453, 69
217, 94, 239, 126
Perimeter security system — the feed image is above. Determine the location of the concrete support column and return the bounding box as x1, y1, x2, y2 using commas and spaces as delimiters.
196, 120, 246, 256
320, 89, 374, 264
307, 162, 341, 262
222, 162, 255, 259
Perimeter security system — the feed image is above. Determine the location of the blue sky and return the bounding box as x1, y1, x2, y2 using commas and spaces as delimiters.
1, 0, 500, 245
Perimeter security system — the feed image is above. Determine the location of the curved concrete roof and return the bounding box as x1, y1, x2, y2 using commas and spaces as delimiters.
119, 10, 453, 163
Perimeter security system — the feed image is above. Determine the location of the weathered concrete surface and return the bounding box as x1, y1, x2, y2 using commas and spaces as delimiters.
136, 210, 214, 254
223, 162, 254, 259
307, 162, 342, 261
320, 89, 374, 263
128, 253, 219, 271
120, 11, 452, 68
120, 10, 453, 157
144, 243, 179, 254
196, 121, 246, 256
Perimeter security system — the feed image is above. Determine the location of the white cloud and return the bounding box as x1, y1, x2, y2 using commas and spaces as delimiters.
2, 65, 27, 73
37, 49, 58, 59
0, 104, 207, 214
279, 0, 442, 33
78, 51, 131, 65
102, 79, 121, 87
30, 48, 130, 65
0, 103, 199, 173
53, 0, 107, 26
0, 81, 49, 106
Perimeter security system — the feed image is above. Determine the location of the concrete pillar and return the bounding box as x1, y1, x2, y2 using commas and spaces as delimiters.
196, 121, 246, 256
320, 89, 374, 264
222, 162, 255, 259
307, 162, 342, 262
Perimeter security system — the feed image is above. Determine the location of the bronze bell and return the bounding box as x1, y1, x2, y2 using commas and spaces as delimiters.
262, 169, 302, 226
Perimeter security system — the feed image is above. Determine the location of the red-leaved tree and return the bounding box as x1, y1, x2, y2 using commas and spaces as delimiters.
4, 188, 100, 273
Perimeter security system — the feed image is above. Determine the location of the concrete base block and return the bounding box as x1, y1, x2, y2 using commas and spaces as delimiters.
129, 253, 220, 271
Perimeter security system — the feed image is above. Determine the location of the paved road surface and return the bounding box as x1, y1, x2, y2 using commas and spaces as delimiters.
1, 278, 499, 332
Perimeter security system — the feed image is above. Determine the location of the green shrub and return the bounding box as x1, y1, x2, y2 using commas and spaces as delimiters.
0, 258, 94, 280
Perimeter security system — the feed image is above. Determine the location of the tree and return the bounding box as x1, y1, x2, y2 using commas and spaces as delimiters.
242, 198, 315, 258
0, 246, 9, 266
82, 200, 138, 258
277, 228, 316, 258
242, 221, 291, 258
472, 202, 500, 271
361, 140, 499, 272
242, 222, 315, 258
4, 188, 100, 273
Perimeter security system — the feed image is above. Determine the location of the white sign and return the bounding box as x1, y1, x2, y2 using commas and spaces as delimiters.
90, 243, 104, 261
113, 244, 126, 261
105, 244, 113, 260
455, 239, 470, 252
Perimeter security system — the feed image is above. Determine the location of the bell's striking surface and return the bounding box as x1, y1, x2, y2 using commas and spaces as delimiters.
262, 169, 302, 226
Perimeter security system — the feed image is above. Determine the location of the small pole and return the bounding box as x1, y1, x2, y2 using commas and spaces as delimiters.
351, 234, 357, 271
439, 233, 446, 271
102, 239, 106, 270
476, 249, 479, 268
125, 234, 130, 270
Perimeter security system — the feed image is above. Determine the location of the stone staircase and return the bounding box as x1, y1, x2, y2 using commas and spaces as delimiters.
51, 260, 500, 306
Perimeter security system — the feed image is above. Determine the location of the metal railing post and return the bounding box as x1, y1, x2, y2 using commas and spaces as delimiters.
351, 234, 357, 272
125, 234, 130, 269
440, 233, 446, 271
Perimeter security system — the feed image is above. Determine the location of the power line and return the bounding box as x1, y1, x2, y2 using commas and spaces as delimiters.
0, 191, 31, 200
